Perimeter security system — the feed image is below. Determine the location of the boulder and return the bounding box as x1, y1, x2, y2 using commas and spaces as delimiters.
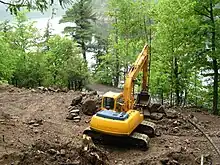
150, 112, 164, 120
82, 98, 97, 116
150, 103, 165, 113
71, 95, 83, 106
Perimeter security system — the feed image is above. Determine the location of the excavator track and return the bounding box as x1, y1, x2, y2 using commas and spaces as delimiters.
83, 127, 150, 150
135, 120, 156, 138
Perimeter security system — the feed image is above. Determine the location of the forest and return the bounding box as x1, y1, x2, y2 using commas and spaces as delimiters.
0, 0, 219, 114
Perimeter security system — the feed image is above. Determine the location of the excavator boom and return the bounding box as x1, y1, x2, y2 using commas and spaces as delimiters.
123, 44, 150, 111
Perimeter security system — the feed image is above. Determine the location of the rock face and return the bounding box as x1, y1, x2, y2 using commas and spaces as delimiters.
71, 95, 83, 106
82, 99, 97, 116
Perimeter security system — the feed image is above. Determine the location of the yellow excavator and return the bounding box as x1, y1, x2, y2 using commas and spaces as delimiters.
83, 44, 156, 150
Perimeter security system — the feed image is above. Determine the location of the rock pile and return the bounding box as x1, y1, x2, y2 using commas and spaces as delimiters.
144, 103, 179, 121
66, 91, 101, 122
31, 86, 69, 93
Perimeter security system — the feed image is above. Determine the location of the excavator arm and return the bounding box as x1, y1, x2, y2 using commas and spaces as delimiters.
123, 44, 150, 111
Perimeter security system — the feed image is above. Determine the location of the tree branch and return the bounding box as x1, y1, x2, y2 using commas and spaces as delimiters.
203, 5, 210, 13
195, 9, 211, 19
0, 0, 26, 7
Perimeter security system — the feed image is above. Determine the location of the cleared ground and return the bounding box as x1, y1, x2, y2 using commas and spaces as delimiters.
0, 84, 220, 164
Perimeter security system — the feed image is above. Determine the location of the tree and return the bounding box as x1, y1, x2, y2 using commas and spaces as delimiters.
151, 0, 200, 106
45, 35, 89, 89
60, 0, 96, 62
193, 0, 220, 114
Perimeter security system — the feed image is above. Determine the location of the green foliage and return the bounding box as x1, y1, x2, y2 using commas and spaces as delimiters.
0, 11, 89, 90
44, 35, 89, 88
0, 0, 72, 15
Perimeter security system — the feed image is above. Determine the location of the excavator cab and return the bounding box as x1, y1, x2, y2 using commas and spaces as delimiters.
101, 91, 123, 111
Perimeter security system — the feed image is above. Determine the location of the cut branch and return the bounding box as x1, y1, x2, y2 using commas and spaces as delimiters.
188, 119, 220, 157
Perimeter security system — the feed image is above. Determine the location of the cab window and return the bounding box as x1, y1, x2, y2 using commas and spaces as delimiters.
103, 97, 115, 110
116, 96, 123, 111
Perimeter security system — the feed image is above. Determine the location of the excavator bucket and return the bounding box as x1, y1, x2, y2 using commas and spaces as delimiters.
136, 91, 150, 106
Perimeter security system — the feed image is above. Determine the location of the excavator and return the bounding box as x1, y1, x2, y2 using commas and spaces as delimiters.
83, 44, 156, 150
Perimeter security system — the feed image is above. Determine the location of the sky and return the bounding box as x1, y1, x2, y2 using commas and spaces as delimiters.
0, 3, 95, 67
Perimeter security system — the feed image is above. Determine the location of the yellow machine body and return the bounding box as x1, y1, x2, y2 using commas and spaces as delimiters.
90, 92, 144, 136
90, 110, 144, 136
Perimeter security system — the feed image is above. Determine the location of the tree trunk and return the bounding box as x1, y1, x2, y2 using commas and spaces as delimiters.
213, 58, 218, 114
183, 89, 187, 107
174, 57, 180, 106
161, 89, 164, 105
148, 20, 152, 91
114, 17, 119, 88
210, 0, 218, 114
82, 41, 86, 62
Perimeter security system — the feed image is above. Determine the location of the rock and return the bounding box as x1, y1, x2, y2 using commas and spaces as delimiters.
165, 109, 178, 119
150, 103, 165, 113
60, 149, 65, 156
150, 112, 164, 120
71, 113, 79, 117
160, 158, 169, 164
31, 89, 36, 93
157, 105, 165, 113
71, 95, 83, 106
60, 87, 68, 93
33, 123, 40, 127
48, 149, 57, 155
38, 86, 44, 90
73, 119, 80, 123
33, 128, 39, 133
170, 160, 179, 165
81, 92, 87, 97
70, 109, 80, 114
184, 139, 190, 144
48, 87, 55, 92
85, 119, 90, 123
143, 109, 151, 117
66, 113, 74, 120
172, 127, 179, 133
28, 120, 35, 125
82, 98, 97, 116
89, 91, 97, 96
43, 87, 48, 91
173, 120, 181, 126
68, 106, 73, 110
73, 116, 81, 120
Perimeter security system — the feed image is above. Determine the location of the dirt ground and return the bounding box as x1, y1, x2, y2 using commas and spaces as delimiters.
0, 84, 220, 165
